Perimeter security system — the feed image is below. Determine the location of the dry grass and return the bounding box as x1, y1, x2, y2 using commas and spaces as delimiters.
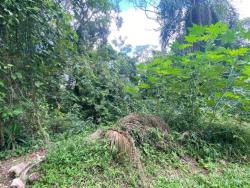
106, 129, 146, 187
118, 113, 169, 132
118, 113, 169, 148
105, 130, 133, 158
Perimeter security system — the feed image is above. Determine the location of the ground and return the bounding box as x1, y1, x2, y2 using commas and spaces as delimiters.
0, 149, 46, 187
1, 119, 250, 187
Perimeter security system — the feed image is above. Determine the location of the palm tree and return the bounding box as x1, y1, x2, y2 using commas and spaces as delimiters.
158, 0, 238, 49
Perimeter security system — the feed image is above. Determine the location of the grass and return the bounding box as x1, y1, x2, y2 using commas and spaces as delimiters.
145, 146, 250, 187
31, 131, 141, 187
30, 121, 250, 188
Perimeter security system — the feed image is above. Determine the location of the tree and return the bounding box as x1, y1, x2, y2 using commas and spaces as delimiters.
62, 44, 138, 123
136, 23, 250, 125
0, 0, 76, 149
131, 0, 238, 49
159, 0, 238, 49
59, 0, 118, 52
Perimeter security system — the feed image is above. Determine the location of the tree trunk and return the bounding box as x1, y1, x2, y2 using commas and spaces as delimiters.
0, 120, 5, 149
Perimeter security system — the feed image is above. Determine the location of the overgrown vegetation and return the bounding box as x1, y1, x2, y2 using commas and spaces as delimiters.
31, 121, 250, 187
0, 0, 250, 187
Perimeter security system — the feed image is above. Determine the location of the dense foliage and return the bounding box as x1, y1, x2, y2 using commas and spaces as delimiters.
32, 130, 250, 187
0, 0, 77, 150
135, 23, 250, 127
0, 0, 249, 154
0, 0, 135, 151
0, 0, 250, 187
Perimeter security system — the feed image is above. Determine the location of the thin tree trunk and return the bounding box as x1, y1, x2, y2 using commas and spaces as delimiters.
208, 6, 212, 24
0, 120, 5, 149
31, 81, 50, 146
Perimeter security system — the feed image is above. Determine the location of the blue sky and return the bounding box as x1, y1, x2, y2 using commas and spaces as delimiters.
109, 0, 250, 49
119, 0, 134, 10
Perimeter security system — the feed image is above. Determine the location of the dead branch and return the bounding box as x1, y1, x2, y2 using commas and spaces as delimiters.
8, 155, 45, 188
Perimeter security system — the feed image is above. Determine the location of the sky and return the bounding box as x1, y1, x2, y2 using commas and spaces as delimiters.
108, 0, 250, 49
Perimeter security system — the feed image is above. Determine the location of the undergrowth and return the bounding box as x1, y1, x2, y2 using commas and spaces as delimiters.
170, 120, 250, 162
31, 131, 141, 187
30, 119, 250, 187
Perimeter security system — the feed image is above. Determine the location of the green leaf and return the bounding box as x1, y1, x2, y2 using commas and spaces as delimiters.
35, 81, 43, 88
137, 63, 147, 70
148, 76, 159, 84
124, 85, 139, 94
243, 65, 250, 76
241, 29, 250, 40
155, 69, 169, 75
138, 83, 150, 89
188, 24, 206, 36
16, 72, 22, 79
226, 48, 248, 56
0, 81, 4, 87
11, 74, 16, 80
222, 30, 236, 44
185, 35, 198, 43
178, 43, 193, 49
206, 51, 225, 62
224, 92, 240, 99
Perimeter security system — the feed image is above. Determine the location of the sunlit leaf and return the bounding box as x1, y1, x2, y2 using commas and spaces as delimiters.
224, 92, 240, 99
138, 83, 150, 89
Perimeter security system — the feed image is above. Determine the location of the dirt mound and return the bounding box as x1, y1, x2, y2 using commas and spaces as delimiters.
87, 113, 170, 188
118, 113, 170, 148
118, 113, 169, 132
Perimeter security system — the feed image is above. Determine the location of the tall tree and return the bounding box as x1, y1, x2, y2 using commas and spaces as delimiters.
59, 0, 118, 52
131, 0, 238, 49
158, 0, 238, 49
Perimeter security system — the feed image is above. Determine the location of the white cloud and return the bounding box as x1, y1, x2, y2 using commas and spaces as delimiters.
232, 0, 250, 19
108, 9, 160, 48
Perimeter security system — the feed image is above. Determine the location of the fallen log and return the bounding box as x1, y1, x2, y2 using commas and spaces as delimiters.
8, 155, 45, 188
8, 162, 30, 178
